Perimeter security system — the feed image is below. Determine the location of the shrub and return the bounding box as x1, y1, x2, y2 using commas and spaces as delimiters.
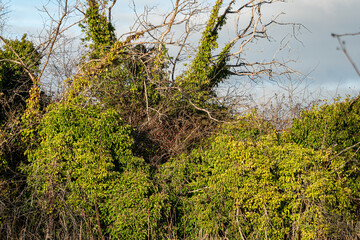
24, 99, 166, 239
159, 117, 357, 239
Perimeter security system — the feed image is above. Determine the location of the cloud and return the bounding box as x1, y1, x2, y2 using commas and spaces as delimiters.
5, 0, 360, 96
275, 0, 360, 86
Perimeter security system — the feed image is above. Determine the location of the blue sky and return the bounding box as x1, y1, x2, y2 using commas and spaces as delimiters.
4, 0, 360, 99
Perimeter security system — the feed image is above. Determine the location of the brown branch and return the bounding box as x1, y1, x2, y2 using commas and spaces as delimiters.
329, 141, 360, 162
332, 32, 360, 38
0, 36, 37, 83
108, 0, 117, 22
236, 207, 247, 240
332, 33, 360, 77
38, 0, 69, 81
158, 0, 180, 51
171, 87, 233, 123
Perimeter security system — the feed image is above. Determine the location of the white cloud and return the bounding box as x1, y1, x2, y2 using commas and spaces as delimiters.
5, 0, 360, 96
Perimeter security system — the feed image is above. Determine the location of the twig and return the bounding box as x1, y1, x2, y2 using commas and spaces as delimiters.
38, 0, 69, 81
236, 207, 246, 240
0, 36, 37, 83
331, 33, 360, 77
329, 141, 360, 162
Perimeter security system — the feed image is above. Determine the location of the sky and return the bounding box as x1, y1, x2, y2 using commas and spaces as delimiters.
3, 0, 360, 100
276, 0, 360, 97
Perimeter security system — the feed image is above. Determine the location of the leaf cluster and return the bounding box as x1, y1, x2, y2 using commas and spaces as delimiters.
0, 1, 360, 239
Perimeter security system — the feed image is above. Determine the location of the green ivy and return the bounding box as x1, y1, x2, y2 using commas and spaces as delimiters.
0, 34, 41, 123
158, 117, 356, 239
23, 98, 166, 239
79, 0, 116, 58
177, 0, 231, 107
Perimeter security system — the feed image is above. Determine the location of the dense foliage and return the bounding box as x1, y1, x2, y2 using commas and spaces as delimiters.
159, 119, 358, 239
0, 0, 359, 239
23, 99, 166, 239
0, 34, 41, 123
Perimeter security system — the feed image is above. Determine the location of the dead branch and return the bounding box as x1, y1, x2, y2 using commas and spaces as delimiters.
37, 0, 69, 81
331, 32, 360, 77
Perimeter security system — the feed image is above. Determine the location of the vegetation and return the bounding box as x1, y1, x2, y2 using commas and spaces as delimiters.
0, 0, 359, 239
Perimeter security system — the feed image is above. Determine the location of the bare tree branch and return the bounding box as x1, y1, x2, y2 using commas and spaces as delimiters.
37, 0, 69, 81
332, 32, 360, 77
0, 36, 37, 83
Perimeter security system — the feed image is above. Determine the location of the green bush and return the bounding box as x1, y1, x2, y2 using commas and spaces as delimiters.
24, 99, 166, 239
158, 117, 357, 239
290, 96, 360, 224
291, 97, 360, 156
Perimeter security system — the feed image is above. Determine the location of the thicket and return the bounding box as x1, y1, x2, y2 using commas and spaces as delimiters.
0, 0, 359, 239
